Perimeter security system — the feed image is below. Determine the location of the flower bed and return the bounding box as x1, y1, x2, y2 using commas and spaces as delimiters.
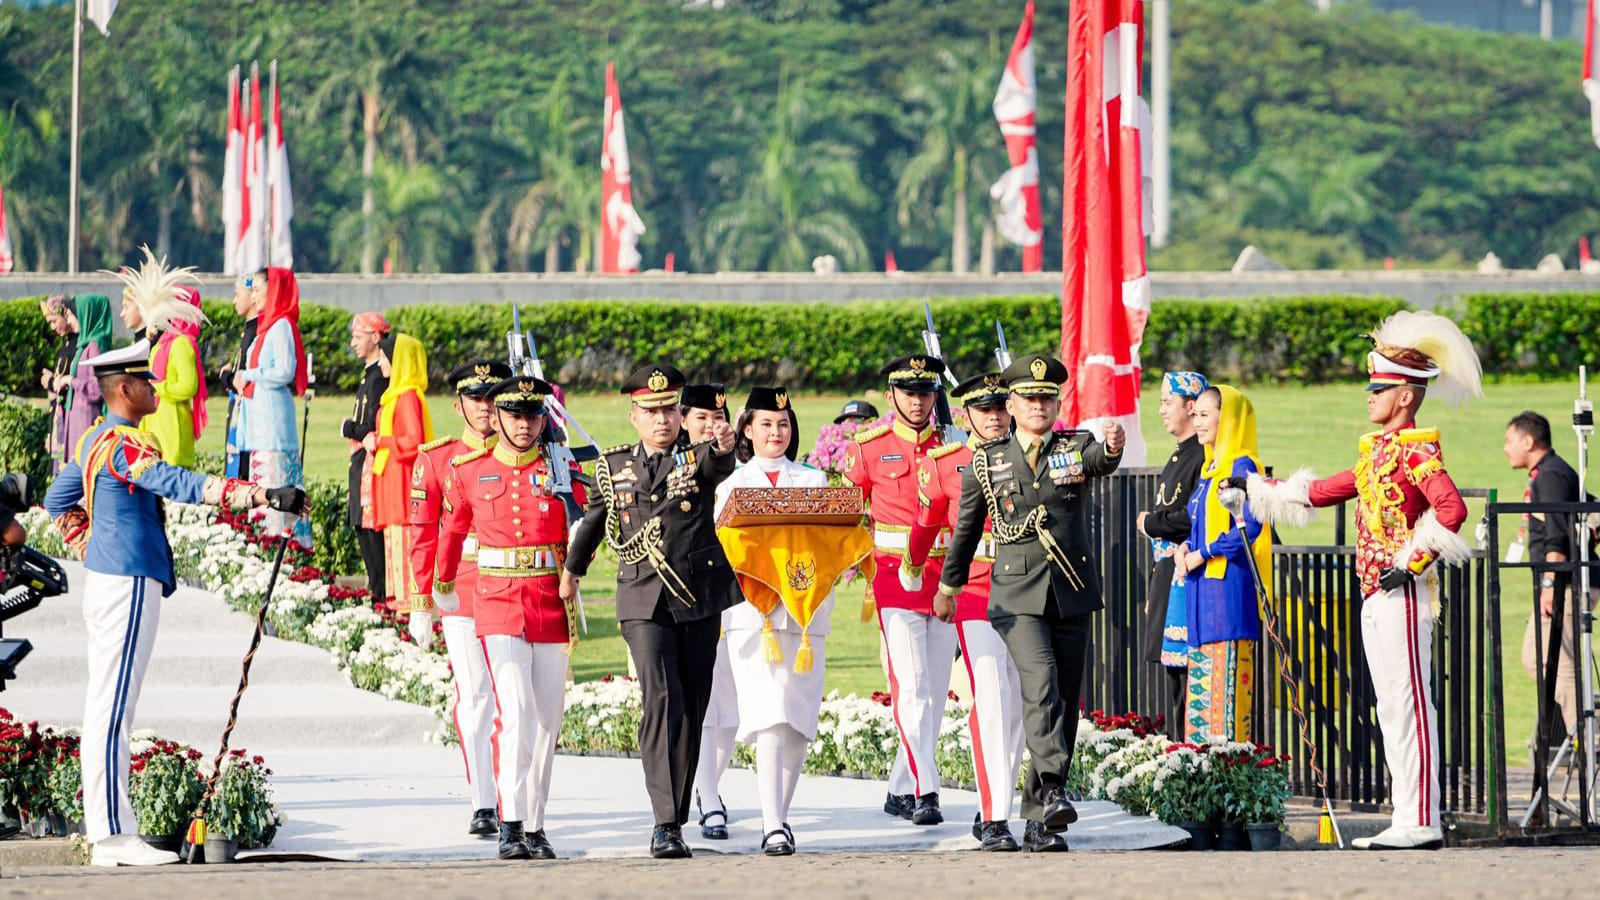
0, 709, 281, 845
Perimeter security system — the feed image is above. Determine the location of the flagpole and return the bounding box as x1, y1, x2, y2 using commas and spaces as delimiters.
266, 59, 276, 268
67, 0, 84, 273
1150, 0, 1170, 249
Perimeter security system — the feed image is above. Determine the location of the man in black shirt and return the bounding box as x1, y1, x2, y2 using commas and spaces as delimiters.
1505, 411, 1585, 745
341, 312, 393, 601
1137, 372, 1208, 720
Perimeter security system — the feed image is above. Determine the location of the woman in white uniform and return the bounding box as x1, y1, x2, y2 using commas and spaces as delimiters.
714, 386, 834, 856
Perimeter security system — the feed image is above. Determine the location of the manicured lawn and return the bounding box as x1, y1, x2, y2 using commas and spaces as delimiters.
194, 379, 1589, 758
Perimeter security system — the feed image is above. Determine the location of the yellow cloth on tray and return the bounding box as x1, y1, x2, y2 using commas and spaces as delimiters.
717, 521, 874, 672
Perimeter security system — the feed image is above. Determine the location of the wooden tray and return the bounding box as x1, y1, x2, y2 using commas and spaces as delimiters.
716, 486, 866, 527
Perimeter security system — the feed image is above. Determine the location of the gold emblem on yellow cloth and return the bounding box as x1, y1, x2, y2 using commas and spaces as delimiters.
785, 555, 817, 591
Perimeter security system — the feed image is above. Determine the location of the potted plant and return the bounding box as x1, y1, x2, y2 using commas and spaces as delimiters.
1153, 744, 1219, 850
130, 740, 205, 851
0, 710, 51, 833
42, 733, 83, 835
1238, 747, 1291, 850
207, 750, 281, 855
1209, 743, 1257, 851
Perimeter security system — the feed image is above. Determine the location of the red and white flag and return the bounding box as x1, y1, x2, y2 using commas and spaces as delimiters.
600, 62, 645, 274
990, 0, 1043, 273
1584, 0, 1600, 149
0, 178, 13, 273
1061, 0, 1153, 465
237, 68, 266, 274
268, 75, 294, 268
222, 68, 242, 274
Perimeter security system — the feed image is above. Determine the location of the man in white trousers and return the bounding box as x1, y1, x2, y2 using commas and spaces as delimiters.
409, 359, 513, 837
433, 376, 582, 860
902, 373, 1026, 851
43, 340, 304, 868
1244, 311, 1480, 851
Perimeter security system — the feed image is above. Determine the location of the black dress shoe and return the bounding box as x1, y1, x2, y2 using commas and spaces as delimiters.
650, 824, 692, 860
1022, 820, 1068, 853
1040, 787, 1078, 834
522, 828, 556, 860
912, 792, 943, 826
883, 792, 915, 819
762, 828, 795, 856
972, 812, 983, 841
469, 808, 499, 836
979, 820, 1020, 852
498, 821, 532, 860
699, 803, 729, 840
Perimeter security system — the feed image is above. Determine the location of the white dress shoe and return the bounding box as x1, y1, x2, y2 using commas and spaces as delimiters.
91, 834, 180, 867
1358, 825, 1444, 851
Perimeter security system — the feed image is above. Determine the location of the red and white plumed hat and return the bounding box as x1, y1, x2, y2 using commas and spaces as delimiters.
1364, 310, 1482, 407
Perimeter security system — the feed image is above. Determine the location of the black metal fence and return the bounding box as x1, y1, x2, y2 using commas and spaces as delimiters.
1082, 468, 1499, 823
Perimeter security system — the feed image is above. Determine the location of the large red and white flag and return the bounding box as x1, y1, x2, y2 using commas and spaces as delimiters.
600, 62, 645, 274
1061, 0, 1153, 465
268, 76, 295, 268
222, 68, 242, 274
237, 69, 266, 274
1584, 0, 1600, 149
0, 178, 13, 273
990, 0, 1043, 273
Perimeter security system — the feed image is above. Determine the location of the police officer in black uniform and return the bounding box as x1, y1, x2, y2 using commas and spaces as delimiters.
938, 353, 1124, 853
561, 363, 741, 859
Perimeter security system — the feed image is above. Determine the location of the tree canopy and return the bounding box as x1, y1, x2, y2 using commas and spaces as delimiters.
0, 0, 1594, 274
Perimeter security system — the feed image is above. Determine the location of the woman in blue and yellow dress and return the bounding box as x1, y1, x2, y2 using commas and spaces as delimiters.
1180, 385, 1272, 743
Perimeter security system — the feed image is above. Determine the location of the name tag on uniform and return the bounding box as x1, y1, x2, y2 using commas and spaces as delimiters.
477, 474, 502, 483
881, 453, 904, 462
956, 464, 968, 473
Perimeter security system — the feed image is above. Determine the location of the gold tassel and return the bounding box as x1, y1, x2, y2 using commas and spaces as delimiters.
1317, 803, 1334, 844
860, 583, 877, 623
794, 630, 814, 674
762, 616, 784, 665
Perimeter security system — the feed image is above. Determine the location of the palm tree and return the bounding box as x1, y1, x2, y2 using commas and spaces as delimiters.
329, 155, 464, 273
698, 74, 871, 272
0, 108, 64, 270
310, 0, 446, 273
1233, 152, 1394, 253
474, 70, 597, 273
895, 47, 1005, 274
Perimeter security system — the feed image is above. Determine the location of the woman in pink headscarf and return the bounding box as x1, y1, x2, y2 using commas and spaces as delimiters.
115, 249, 208, 467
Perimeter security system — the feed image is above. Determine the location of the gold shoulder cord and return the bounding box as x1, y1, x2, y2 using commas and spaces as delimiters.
969, 448, 1084, 591
594, 453, 699, 608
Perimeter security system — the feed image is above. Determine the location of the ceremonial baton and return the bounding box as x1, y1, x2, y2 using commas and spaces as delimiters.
182, 354, 313, 862
1218, 485, 1345, 849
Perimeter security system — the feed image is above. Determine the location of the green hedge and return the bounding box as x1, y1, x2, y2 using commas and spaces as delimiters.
1459, 293, 1600, 378
0, 397, 55, 498
4, 291, 1587, 397
0, 300, 69, 397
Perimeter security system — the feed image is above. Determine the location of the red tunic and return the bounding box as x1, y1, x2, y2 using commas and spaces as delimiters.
436, 442, 573, 643
409, 432, 495, 619
908, 441, 995, 622
843, 417, 947, 614
1307, 424, 1467, 597
372, 392, 426, 530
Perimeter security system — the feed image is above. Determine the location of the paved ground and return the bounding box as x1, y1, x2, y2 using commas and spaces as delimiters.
6, 846, 1600, 899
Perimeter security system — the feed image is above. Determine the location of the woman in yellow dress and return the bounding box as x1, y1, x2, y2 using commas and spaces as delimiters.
115, 249, 207, 466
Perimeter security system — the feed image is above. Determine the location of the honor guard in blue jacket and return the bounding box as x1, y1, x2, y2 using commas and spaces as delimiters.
43, 340, 304, 868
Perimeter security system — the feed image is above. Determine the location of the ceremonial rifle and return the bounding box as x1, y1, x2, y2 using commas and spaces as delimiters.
920, 303, 966, 444
994, 320, 1013, 371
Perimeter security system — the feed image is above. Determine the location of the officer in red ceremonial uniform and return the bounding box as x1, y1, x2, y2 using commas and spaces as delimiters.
409, 359, 512, 839
902, 372, 1024, 852
1244, 311, 1480, 851
842, 353, 954, 825
433, 376, 578, 861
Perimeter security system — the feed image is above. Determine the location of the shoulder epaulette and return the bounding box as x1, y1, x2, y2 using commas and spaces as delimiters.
603, 443, 634, 456
451, 447, 490, 467
853, 424, 892, 444
928, 441, 964, 460
420, 436, 455, 452
976, 434, 1011, 450
1396, 427, 1443, 445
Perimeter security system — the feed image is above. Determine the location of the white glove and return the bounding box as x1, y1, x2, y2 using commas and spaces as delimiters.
433, 590, 460, 613
408, 609, 434, 645
898, 566, 923, 594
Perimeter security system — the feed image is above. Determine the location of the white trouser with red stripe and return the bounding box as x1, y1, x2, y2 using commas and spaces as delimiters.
483, 636, 568, 830
441, 616, 498, 812
879, 607, 957, 798
1362, 581, 1440, 831
81, 573, 161, 844
956, 618, 1024, 824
